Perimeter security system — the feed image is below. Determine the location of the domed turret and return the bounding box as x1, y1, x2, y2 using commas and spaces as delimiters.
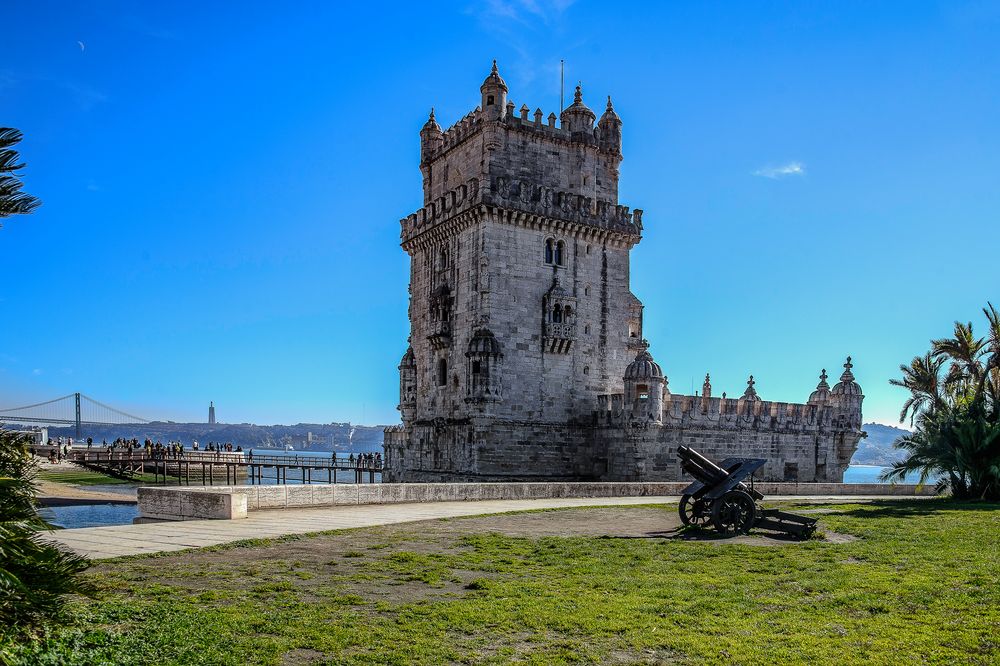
467, 328, 502, 356
560, 84, 596, 133
623, 344, 665, 423
598, 96, 622, 155
420, 108, 443, 162
831, 356, 864, 427
808, 369, 832, 406
832, 357, 862, 397
480, 60, 508, 121
624, 348, 664, 380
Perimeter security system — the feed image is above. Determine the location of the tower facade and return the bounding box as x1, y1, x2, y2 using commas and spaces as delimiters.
384, 64, 864, 483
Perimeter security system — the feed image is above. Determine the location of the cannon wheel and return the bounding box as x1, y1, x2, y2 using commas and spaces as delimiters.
711, 490, 757, 536
679, 494, 712, 527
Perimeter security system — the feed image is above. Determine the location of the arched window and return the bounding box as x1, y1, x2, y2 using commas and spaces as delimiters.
437, 359, 448, 386
552, 304, 562, 323
544, 239, 554, 264
555, 241, 565, 266
563, 305, 572, 322
438, 247, 449, 270
487, 95, 495, 106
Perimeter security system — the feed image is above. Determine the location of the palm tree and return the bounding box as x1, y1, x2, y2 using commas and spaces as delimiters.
884, 303, 1000, 500
0, 127, 42, 224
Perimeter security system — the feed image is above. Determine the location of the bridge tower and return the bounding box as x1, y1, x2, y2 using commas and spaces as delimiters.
75, 392, 82, 439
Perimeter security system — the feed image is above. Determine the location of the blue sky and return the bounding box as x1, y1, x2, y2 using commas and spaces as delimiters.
2, 1, 998, 427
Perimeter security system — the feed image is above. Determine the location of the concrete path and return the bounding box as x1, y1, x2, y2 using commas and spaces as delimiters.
44, 495, 922, 560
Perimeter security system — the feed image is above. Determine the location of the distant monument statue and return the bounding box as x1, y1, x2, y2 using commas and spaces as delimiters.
383, 62, 864, 483
208, 401, 216, 425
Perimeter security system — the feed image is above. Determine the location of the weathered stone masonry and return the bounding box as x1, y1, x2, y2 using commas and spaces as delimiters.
384, 62, 864, 483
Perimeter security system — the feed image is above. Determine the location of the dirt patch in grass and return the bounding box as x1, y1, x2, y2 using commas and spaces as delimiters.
91, 506, 845, 605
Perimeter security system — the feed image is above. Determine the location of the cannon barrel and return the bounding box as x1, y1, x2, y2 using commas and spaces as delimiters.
678, 445, 729, 483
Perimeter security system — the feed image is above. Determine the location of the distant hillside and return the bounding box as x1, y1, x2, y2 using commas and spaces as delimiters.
852, 423, 910, 466
42, 422, 389, 453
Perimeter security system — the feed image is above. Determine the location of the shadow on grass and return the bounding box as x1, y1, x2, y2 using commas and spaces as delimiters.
600, 527, 809, 543
816, 497, 1000, 520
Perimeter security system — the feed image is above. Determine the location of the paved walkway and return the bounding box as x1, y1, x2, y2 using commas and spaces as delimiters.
44, 495, 923, 560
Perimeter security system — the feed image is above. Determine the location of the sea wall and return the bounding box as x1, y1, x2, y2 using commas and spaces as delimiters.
137, 482, 937, 522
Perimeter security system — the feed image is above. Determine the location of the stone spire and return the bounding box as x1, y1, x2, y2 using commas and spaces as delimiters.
702, 373, 712, 399
742, 375, 759, 400
839, 356, 855, 383
598, 95, 622, 155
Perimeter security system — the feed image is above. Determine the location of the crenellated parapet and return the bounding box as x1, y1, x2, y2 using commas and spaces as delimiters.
399, 175, 642, 247
484, 177, 641, 234
400, 178, 481, 244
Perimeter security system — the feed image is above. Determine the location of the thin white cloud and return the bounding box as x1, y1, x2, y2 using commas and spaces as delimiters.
77, 40, 86, 52
472, 0, 576, 27
32, 368, 43, 376
753, 161, 806, 179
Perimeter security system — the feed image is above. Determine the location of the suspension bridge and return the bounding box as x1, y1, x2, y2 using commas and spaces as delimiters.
0, 393, 149, 438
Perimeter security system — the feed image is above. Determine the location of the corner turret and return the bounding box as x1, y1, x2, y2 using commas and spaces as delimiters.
598, 96, 622, 156
480, 60, 508, 121
420, 108, 443, 161
624, 344, 665, 424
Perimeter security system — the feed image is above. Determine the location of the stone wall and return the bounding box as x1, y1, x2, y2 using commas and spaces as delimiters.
137, 481, 938, 521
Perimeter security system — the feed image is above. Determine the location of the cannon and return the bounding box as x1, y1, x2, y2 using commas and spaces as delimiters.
676, 445, 817, 538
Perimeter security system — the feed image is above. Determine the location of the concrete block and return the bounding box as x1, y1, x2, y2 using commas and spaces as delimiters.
256, 486, 288, 509
286, 486, 315, 507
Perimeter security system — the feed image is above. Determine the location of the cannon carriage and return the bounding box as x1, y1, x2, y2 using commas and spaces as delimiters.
676, 445, 817, 538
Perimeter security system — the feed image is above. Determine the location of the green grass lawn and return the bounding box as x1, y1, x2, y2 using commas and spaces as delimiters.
10, 500, 1000, 665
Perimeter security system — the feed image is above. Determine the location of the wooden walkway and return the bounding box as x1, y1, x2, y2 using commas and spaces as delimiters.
68, 450, 382, 485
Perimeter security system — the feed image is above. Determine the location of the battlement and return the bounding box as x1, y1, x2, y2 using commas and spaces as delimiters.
596, 392, 861, 432
399, 175, 642, 247
418, 63, 626, 208
424, 100, 617, 165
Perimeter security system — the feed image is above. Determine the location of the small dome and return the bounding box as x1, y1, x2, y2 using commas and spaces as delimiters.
598, 96, 620, 125
468, 328, 502, 356
832, 357, 863, 396
421, 108, 442, 134
624, 348, 663, 381
560, 84, 596, 128
480, 60, 508, 92
400, 346, 415, 367
808, 369, 831, 405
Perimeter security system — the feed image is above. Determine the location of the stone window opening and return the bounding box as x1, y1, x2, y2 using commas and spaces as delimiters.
552, 305, 562, 323
584, 324, 590, 334
544, 238, 554, 264
437, 359, 448, 386
637, 384, 650, 400
555, 240, 565, 266
438, 247, 449, 271
583, 366, 590, 375
563, 305, 572, 322
472, 360, 482, 376
487, 95, 495, 106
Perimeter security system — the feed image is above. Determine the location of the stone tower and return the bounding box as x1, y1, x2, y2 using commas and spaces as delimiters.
384, 62, 644, 481
384, 63, 865, 484
208, 401, 216, 425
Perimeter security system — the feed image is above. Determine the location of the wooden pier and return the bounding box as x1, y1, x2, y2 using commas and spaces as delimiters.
68, 450, 382, 485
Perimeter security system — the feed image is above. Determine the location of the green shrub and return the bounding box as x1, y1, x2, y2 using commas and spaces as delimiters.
0, 431, 92, 651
